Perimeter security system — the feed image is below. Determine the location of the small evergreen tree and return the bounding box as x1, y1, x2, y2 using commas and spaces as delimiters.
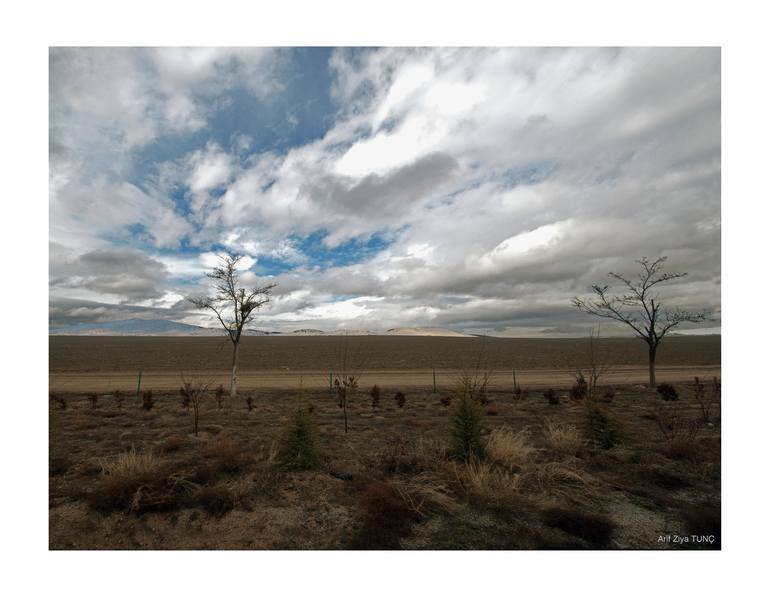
448, 390, 485, 461
278, 404, 320, 470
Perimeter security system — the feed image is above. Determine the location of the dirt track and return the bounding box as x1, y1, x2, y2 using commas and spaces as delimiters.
49, 365, 721, 393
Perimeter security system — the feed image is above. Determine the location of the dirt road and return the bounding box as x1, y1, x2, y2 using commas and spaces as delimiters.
49, 365, 721, 393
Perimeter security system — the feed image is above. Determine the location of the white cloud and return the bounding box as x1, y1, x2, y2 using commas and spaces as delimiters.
49, 47, 721, 335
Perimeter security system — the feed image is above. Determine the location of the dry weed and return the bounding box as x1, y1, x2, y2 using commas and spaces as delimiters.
543, 419, 582, 455
486, 426, 536, 469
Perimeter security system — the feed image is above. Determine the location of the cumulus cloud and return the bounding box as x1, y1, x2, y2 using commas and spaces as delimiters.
49, 47, 721, 335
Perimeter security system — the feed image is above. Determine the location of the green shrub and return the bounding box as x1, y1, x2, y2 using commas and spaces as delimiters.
278, 405, 320, 470
583, 400, 622, 449
448, 391, 486, 461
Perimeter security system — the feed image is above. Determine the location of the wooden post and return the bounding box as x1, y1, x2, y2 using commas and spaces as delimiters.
432, 368, 437, 393
136, 370, 142, 398
329, 372, 333, 392
513, 369, 517, 392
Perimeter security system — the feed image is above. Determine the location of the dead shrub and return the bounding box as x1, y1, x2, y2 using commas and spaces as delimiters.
141, 389, 154, 411
663, 438, 701, 461
693, 376, 720, 424
195, 484, 237, 516
543, 419, 582, 455
89, 449, 192, 512
656, 383, 679, 401
50, 392, 67, 410
544, 389, 559, 405
654, 401, 701, 443
202, 437, 251, 473
392, 474, 458, 518
542, 505, 615, 547
440, 395, 452, 408
112, 390, 124, 409
160, 434, 188, 453
214, 384, 226, 409
370, 384, 381, 408
486, 427, 535, 470
372, 436, 444, 476
569, 375, 588, 401
394, 391, 406, 408
352, 481, 419, 549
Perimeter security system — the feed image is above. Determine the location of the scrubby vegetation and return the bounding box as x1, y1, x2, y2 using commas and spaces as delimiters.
49, 376, 719, 550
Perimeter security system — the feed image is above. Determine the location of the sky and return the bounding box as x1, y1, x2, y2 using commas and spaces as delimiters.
49, 47, 721, 335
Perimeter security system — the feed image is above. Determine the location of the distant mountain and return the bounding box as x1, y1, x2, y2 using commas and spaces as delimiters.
49, 319, 475, 337
49, 318, 225, 336
385, 327, 475, 337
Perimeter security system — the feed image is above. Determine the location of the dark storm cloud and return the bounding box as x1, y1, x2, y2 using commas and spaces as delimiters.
50, 246, 171, 302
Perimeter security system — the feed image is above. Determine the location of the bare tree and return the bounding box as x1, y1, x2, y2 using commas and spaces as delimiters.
188, 253, 276, 396
180, 376, 212, 437
576, 327, 611, 400
572, 256, 707, 386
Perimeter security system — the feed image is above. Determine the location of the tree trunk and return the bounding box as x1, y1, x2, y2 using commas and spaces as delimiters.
648, 343, 657, 387
230, 340, 239, 397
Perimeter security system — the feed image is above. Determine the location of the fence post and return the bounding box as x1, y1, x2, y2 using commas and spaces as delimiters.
433, 368, 437, 393
136, 370, 142, 398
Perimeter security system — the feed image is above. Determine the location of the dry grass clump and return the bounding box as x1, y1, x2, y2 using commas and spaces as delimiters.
195, 483, 238, 516
486, 427, 535, 470
371, 436, 445, 475
159, 434, 188, 453
451, 459, 522, 505
89, 448, 191, 512
202, 437, 252, 473
522, 462, 595, 500
393, 473, 459, 517
543, 419, 582, 455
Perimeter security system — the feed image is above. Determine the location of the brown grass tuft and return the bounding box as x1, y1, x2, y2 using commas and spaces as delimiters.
486, 427, 535, 470
543, 419, 582, 456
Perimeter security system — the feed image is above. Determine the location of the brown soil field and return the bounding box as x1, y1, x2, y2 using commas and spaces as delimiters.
49, 335, 720, 392
49, 381, 721, 550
